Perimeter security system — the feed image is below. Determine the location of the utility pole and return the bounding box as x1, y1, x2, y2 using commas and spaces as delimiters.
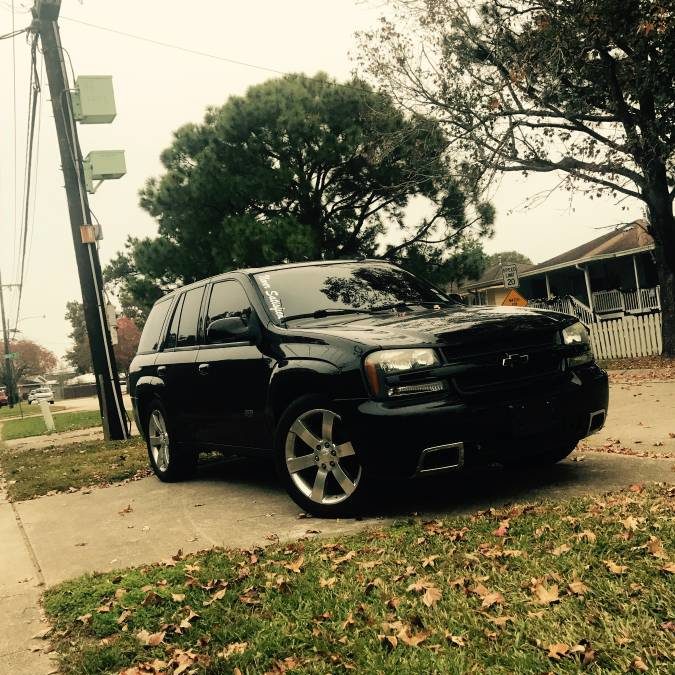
0, 270, 17, 407
30, 0, 128, 439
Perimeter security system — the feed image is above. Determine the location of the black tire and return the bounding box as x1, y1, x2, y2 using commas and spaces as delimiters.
275, 395, 369, 518
503, 441, 578, 469
145, 399, 197, 482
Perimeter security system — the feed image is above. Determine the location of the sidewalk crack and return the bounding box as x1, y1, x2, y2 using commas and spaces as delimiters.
10, 503, 45, 587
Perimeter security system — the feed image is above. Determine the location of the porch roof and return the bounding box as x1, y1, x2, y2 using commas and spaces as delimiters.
463, 221, 654, 292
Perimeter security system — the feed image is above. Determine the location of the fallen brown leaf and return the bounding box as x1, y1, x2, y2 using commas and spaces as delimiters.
551, 544, 571, 556
568, 580, 589, 596
546, 642, 569, 660
630, 656, 649, 672
218, 642, 248, 659
136, 630, 165, 647
532, 583, 560, 605
604, 560, 628, 575
481, 591, 504, 609
646, 537, 667, 559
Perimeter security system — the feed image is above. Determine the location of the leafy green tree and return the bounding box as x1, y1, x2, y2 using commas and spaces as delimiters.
360, 0, 675, 354
65, 301, 91, 374
486, 251, 533, 267
106, 73, 494, 319
64, 302, 140, 374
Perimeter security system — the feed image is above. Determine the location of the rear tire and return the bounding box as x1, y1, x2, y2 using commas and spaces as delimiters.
145, 399, 197, 482
275, 396, 369, 518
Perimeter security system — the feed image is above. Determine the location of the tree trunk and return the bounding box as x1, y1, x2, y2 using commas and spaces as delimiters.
653, 245, 675, 357
643, 161, 675, 357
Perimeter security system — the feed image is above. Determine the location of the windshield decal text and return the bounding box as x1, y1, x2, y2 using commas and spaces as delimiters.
258, 274, 285, 320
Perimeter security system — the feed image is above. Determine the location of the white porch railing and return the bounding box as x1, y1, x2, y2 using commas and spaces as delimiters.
592, 286, 661, 315
527, 295, 595, 326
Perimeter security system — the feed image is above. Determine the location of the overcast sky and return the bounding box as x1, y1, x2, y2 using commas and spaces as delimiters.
0, 0, 643, 360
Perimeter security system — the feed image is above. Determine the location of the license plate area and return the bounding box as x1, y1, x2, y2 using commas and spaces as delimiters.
510, 400, 558, 437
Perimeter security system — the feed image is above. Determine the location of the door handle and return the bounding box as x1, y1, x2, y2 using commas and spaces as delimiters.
157, 365, 167, 376
198, 363, 210, 376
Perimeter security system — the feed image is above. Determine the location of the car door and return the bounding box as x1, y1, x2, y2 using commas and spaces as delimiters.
195, 279, 273, 449
154, 286, 205, 440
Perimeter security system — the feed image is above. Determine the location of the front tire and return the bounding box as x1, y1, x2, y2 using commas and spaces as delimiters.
145, 400, 197, 482
275, 396, 369, 518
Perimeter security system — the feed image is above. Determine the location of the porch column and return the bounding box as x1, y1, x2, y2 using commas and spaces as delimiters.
545, 273, 552, 299
633, 254, 643, 311
582, 265, 594, 311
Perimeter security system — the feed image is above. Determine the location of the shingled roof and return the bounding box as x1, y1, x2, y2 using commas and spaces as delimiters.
462, 221, 653, 291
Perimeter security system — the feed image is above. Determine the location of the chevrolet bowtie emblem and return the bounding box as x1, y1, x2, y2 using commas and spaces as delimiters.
502, 353, 529, 367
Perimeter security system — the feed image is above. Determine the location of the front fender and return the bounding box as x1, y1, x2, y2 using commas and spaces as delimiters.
267, 358, 365, 423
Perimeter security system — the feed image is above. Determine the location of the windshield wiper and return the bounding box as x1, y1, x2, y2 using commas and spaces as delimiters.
283, 308, 372, 323
370, 300, 451, 313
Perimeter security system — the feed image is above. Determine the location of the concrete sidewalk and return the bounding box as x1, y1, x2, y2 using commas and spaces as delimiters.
0, 490, 56, 674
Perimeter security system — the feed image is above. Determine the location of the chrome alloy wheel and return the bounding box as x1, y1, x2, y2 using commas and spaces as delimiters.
149, 409, 170, 472
284, 408, 361, 505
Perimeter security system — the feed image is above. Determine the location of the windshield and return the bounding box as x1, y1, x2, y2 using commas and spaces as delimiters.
253, 262, 452, 323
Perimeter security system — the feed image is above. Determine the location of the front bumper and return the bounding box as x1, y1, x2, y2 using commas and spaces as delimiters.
337, 364, 609, 477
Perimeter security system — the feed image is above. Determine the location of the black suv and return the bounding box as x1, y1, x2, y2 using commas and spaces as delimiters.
129, 260, 608, 517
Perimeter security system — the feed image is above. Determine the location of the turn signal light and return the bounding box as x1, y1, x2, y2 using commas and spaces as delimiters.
387, 380, 447, 398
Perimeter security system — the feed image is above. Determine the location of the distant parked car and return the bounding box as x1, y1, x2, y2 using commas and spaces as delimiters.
27, 387, 55, 405
0, 388, 8, 407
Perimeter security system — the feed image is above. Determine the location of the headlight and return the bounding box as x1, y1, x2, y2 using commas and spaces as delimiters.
562, 322, 594, 366
364, 348, 446, 398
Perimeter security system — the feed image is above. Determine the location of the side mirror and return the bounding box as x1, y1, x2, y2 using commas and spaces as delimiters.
206, 316, 250, 343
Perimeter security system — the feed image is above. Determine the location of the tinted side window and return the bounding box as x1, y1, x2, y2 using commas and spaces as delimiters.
176, 286, 205, 348
206, 281, 252, 344
137, 298, 171, 353
164, 294, 184, 350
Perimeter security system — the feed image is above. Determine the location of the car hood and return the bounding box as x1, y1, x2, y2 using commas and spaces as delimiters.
292, 305, 575, 350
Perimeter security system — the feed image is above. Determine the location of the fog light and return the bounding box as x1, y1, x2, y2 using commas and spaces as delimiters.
387, 380, 447, 398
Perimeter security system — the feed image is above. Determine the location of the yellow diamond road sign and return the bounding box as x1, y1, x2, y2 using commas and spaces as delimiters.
502, 289, 528, 307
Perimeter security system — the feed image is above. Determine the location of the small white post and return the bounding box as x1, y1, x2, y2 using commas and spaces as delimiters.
545, 273, 552, 299
39, 399, 55, 433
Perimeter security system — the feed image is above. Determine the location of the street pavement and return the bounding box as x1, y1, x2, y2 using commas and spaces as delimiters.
1, 371, 674, 675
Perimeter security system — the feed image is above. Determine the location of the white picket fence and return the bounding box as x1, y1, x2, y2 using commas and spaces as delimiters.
587, 313, 662, 359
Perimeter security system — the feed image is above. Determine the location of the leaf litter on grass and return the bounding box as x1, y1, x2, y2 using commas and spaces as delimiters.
43, 485, 675, 674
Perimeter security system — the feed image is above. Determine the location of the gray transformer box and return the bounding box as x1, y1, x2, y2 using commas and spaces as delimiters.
70, 76, 117, 124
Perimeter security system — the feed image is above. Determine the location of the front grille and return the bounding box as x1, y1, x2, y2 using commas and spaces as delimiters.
446, 346, 564, 396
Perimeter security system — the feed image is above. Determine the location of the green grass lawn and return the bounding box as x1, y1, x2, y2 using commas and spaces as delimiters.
0, 409, 104, 440
0, 404, 65, 421
0, 436, 148, 501
43, 485, 675, 674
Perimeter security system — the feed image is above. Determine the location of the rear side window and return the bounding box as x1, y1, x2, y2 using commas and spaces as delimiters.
164, 294, 185, 350
137, 298, 172, 353
177, 286, 205, 348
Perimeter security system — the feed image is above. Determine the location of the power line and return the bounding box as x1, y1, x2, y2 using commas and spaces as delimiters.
13, 33, 40, 331
25, 53, 44, 290
0, 26, 27, 39
59, 15, 372, 94
10, 1, 18, 303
